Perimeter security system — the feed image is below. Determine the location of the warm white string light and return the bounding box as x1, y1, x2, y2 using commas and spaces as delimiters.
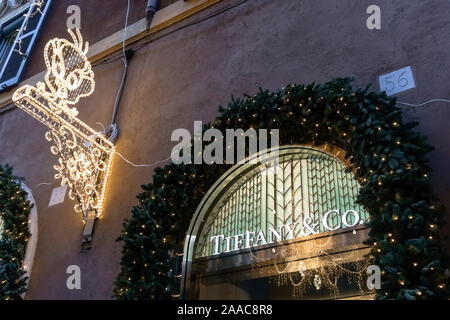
13, 29, 115, 221
9, 1, 46, 56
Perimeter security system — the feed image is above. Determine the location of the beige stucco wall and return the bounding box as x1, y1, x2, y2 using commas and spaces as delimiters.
0, 0, 449, 299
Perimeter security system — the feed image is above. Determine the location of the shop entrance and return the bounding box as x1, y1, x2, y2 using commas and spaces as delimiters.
181, 145, 374, 299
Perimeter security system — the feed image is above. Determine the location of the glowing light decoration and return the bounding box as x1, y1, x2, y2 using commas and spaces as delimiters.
13, 29, 115, 220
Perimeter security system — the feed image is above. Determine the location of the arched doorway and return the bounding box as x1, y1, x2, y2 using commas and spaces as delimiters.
181, 145, 373, 299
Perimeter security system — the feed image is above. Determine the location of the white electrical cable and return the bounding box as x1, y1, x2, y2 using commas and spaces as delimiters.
108, 123, 119, 141
31, 182, 53, 189
397, 99, 450, 107
115, 151, 172, 168
95, 121, 171, 167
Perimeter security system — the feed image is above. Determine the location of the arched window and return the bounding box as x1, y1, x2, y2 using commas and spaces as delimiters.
182, 145, 373, 300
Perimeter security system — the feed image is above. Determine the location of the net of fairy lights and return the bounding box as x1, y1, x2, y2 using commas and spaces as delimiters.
247, 233, 372, 299
13, 29, 115, 220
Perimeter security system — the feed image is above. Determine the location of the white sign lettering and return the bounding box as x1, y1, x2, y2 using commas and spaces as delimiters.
210, 209, 365, 255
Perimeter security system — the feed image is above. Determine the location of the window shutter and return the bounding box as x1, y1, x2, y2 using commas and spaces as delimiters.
0, 0, 52, 91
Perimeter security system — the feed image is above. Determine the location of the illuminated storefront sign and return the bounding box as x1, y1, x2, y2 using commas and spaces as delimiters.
182, 146, 373, 299
210, 209, 365, 255
190, 146, 369, 260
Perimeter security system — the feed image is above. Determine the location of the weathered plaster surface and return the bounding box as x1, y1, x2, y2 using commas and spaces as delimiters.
0, 0, 449, 299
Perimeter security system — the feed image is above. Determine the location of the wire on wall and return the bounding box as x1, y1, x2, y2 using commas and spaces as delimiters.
115, 152, 172, 168
396, 99, 450, 108
31, 182, 53, 189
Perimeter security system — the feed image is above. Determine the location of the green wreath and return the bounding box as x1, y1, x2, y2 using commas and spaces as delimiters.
0, 165, 32, 300
113, 77, 449, 300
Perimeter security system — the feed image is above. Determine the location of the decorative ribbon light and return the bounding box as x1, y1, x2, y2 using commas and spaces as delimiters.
13, 29, 115, 221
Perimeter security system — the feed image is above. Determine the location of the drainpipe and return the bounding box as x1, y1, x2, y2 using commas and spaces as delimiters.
146, 0, 159, 29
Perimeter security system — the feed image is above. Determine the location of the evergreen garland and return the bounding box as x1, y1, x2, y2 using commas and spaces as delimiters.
113, 77, 449, 300
0, 165, 32, 300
